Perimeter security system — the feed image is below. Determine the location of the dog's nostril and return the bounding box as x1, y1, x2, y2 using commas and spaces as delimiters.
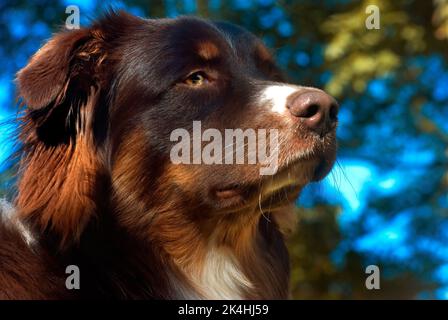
304, 104, 320, 118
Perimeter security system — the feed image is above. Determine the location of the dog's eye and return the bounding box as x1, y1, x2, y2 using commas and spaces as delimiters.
183, 71, 209, 87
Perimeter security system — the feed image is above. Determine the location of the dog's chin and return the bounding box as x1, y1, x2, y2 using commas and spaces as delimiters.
211, 136, 337, 211
264, 138, 337, 187
212, 155, 335, 212
255, 156, 335, 212
290, 136, 338, 183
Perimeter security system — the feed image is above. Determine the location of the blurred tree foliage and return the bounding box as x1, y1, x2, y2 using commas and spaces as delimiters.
0, 0, 447, 299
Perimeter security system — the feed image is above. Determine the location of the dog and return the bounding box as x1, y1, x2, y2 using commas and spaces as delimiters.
0, 11, 338, 299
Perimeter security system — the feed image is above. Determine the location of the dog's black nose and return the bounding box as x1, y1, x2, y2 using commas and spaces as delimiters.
287, 89, 338, 135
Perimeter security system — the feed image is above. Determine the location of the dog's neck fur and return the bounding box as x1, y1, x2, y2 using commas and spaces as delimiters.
12, 198, 290, 299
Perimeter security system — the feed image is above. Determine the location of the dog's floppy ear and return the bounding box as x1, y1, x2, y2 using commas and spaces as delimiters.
15, 11, 145, 248
16, 28, 96, 110
15, 25, 110, 248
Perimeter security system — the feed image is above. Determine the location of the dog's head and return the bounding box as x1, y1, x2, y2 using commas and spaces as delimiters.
15, 11, 338, 247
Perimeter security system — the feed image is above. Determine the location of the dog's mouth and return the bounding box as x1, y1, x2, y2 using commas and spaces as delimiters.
212, 136, 337, 211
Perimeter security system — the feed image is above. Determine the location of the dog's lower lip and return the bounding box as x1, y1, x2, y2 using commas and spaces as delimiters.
259, 184, 302, 209
285, 138, 337, 181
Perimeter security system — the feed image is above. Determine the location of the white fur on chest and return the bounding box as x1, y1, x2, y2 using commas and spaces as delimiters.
176, 247, 253, 300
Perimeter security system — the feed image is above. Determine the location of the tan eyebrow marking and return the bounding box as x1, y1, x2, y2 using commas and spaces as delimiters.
197, 41, 220, 60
